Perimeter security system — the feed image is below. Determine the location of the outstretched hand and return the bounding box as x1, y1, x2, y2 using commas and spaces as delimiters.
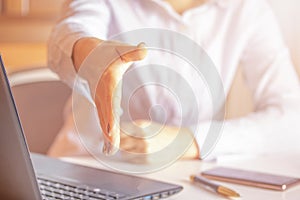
95, 42, 147, 155
73, 38, 147, 155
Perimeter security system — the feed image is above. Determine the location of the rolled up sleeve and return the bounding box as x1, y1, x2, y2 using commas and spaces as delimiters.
48, 0, 111, 88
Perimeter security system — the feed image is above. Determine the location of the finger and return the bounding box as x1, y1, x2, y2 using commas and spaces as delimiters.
95, 95, 108, 137
104, 75, 123, 154
96, 101, 114, 155
103, 103, 120, 155
95, 42, 147, 155
110, 76, 123, 131
95, 72, 120, 155
95, 94, 118, 155
106, 122, 120, 155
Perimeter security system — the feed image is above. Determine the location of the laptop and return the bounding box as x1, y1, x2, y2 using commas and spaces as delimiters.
0, 56, 183, 200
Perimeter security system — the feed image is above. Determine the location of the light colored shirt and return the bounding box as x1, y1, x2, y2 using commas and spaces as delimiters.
48, 0, 300, 158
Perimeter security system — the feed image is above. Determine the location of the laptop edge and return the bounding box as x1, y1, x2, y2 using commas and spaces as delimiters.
0, 56, 183, 200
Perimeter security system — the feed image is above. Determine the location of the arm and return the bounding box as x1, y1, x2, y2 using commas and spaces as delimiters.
73, 37, 103, 71
120, 120, 200, 159
48, 0, 147, 155
203, 0, 300, 158
48, 0, 111, 87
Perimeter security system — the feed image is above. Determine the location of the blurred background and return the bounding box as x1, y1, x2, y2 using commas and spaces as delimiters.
0, 0, 62, 71
0, 0, 299, 118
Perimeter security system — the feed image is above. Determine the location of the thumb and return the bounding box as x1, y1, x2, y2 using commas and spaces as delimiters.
116, 42, 147, 63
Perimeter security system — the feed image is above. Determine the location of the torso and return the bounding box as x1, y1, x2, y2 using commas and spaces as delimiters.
103, 0, 251, 126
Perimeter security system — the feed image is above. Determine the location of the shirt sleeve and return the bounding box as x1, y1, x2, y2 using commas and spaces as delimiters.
47, 0, 111, 89
198, 0, 300, 159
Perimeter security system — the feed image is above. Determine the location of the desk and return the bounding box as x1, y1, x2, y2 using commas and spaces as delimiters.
63, 153, 300, 199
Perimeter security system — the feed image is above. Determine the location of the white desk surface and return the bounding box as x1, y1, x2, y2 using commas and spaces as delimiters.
63, 153, 300, 200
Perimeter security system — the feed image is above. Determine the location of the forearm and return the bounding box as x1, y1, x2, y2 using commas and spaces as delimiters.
182, 138, 199, 159
48, 0, 110, 87
205, 102, 300, 158
156, 124, 200, 159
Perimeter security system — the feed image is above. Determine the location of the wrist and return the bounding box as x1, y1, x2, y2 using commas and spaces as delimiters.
181, 127, 200, 159
72, 37, 104, 71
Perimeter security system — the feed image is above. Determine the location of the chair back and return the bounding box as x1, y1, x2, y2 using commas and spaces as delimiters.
9, 68, 71, 154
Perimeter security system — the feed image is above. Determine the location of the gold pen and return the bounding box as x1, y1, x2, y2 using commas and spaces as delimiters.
190, 175, 240, 198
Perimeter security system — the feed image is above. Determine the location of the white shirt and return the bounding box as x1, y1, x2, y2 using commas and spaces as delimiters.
48, 0, 300, 158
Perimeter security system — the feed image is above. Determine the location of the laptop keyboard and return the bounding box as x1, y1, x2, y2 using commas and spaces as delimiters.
37, 177, 127, 200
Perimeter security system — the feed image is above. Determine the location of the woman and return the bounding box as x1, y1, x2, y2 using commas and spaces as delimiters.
48, 0, 300, 160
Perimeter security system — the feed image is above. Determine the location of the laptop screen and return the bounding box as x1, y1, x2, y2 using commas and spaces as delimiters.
0, 56, 41, 199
